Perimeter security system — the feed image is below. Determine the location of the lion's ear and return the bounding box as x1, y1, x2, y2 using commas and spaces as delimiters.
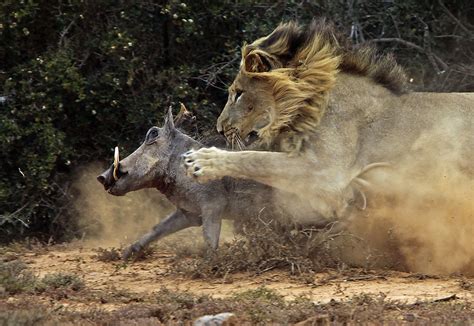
244, 50, 279, 73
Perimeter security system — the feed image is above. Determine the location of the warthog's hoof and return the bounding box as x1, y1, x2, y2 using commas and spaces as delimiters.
121, 243, 143, 261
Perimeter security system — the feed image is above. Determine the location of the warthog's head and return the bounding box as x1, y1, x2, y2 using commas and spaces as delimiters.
97, 108, 181, 196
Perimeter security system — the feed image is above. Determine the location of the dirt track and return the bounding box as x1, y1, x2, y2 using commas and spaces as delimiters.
1, 243, 473, 324
11, 244, 474, 306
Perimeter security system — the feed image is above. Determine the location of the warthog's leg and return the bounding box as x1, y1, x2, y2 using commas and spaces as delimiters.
201, 204, 224, 250
122, 209, 201, 261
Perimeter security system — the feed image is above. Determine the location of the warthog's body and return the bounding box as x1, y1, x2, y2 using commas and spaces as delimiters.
98, 109, 317, 260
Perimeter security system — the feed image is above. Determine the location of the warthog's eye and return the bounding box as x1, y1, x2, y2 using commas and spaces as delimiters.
145, 127, 159, 144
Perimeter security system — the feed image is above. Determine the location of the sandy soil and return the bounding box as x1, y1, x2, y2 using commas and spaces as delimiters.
7, 244, 471, 311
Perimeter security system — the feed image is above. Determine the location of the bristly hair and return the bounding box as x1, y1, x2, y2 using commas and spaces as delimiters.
240, 19, 407, 150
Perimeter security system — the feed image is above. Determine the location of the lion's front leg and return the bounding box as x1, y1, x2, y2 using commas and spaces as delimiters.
182, 147, 311, 188
182, 147, 352, 219
182, 147, 290, 183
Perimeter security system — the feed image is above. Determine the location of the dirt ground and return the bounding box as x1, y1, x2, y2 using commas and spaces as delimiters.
1, 242, 473, 325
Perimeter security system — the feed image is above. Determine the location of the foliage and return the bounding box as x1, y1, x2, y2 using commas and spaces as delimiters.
0, 260, 37, 294
40, 272, 84, 291
0, 260, 83, 294
0, 0, 472, 242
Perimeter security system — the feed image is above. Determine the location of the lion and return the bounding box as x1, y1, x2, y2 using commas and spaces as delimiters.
183, 19, 473, 220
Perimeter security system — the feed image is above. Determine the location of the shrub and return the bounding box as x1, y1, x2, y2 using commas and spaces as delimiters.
40, 273, 84, 291
0, 260, 38, 295
0, 260, 84, 295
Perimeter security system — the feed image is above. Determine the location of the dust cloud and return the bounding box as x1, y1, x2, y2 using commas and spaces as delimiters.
348, 125, 473, 276
70, 126, 473, 276
71, 163, 174, 247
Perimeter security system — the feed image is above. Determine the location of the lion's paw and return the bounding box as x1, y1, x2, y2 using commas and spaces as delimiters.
182, 147, 225, 182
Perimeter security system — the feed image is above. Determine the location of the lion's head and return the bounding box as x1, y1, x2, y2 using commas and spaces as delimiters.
217, 19, 407, 152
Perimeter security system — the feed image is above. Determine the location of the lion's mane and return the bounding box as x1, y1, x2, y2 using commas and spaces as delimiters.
241, 20, 407, 144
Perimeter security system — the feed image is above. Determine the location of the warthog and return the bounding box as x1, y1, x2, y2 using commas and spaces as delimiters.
98, 107, 310, 260
98, 105, 367, 260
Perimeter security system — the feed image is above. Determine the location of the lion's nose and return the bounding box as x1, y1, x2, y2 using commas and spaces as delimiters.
216, 113, 229, 133
216, 120, 224, 133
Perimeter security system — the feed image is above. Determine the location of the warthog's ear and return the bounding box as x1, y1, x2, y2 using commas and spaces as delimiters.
163, 106, 175, 133
174, 102, 195, 127
244, 49, 281, 73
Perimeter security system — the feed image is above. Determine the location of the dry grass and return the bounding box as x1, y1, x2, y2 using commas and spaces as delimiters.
0, 260, 38, 295
127, 245, 156, 262
0, 260, 84, 296
167, 218, 353, 278
1, 287, 472, 325
93, 245, 156, 263
40, 273, 84, 291
94, 247, 122, 262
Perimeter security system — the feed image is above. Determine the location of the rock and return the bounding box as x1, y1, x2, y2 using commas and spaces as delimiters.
295, 315, 330, 325
193, 312, 237, 326
404, 313, 416, 322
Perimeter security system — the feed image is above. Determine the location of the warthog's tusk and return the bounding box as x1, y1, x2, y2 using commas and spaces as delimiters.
113, 146, 119, 181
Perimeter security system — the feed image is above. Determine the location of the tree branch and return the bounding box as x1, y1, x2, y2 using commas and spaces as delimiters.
372, 38, 448, 72
58, 19, 76, 47
438, 0, 472, 36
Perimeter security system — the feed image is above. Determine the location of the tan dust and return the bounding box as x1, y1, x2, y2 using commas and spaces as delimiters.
70, 163, 235, 248
71, 163, 174, 247
349, 121, 473, 276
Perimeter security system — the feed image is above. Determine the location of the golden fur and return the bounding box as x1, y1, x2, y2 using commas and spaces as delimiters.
236, 20, 407, 151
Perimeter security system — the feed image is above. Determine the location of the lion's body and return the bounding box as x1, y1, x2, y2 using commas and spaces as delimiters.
183, 21, 473, 221
319, 73, 472, 169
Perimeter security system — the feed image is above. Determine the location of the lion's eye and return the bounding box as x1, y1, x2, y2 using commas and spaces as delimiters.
235, 90, 243, 102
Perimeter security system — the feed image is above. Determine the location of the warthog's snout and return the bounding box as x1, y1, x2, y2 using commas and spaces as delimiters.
96, 173, 106, 185
97, 164, 128, 190
97, 147, 128, 192
97, 164, 114, 190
